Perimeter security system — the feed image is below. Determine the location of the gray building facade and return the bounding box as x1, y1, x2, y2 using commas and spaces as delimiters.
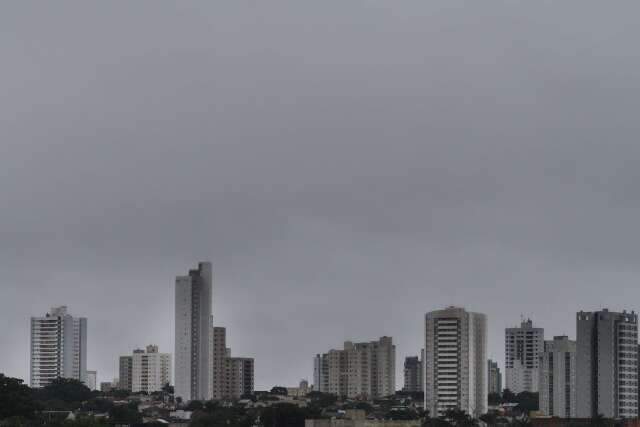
403, 354, 423, 393
488, 359, 502, 395
314, 337, 396, 399
505, 319, 544, 394
576, 309, 638, 419
175, 262, 213, 401
539, 336, 576, 418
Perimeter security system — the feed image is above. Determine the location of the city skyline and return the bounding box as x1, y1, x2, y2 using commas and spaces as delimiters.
4, 1, 640, 393
12, 292, 639, 391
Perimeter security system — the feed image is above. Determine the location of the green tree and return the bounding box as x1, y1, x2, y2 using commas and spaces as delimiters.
109, 389, 130, 399
35, 378, 92, 405
260, 403, 313, 427
306, 392, 337, 409
108, 402, 142, 424
82, 398, 114, 413
342, 401, 373, 413
190, 406, 256, 427
386, 408, 419, 420
480, 413, 497, 426
423, 417, 452, 427
502, 389, 517, 403
444, 409, 477, 427
488, 392, 502, 406
185, 400, 204, 411
514, 392, 538, 414
0, 374, 39, 420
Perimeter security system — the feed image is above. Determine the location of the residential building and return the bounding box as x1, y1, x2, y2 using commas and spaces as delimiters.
129, 345, 172, 393
210, 326, 254, 399
30, 306, 87, 388
576, 309, 638, 419
175, 262, 213, 401
314, 337, 396, 399
424, 306, 487, 417
314, 353, 329, 393
539, 336, 576, 418
505, 319, 544, 393
119, 355, 133, 391
403, 354, 423, 393
86, 370, 97, 391
488, 360, 502, 395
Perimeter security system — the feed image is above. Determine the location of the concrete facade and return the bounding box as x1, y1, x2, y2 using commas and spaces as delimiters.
129, 345, 172, 393
576, 309, 638, 419
314, 353, 329, 393
314, 337, 395, 399
175, 262, 212, 401
30, 306, 87, 388
424, 306, 487, 417
539, 336, 576, 418
505, 319, 544, 394
119, 355, 133, 391
488, 359, 502, 395
210, 326, 254, 399
86, 370, 97, 391
403, 355, 423, 393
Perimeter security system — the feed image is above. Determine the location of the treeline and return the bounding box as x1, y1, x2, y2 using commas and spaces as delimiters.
0, 374, 152, 427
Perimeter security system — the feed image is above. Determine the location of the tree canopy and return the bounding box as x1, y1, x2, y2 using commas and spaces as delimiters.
0, 374, 39, 420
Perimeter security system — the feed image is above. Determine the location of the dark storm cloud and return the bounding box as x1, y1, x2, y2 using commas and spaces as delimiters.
2, 1, 640, 388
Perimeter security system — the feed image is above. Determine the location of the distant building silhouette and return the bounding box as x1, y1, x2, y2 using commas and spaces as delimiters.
487, 359, 501, 395
403, 353, 423, 393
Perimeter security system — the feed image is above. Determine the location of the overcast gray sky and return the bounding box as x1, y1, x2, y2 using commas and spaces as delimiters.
3, 1, 640, 390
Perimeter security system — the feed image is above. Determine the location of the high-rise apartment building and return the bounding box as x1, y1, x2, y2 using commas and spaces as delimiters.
210, 326, 254, 399
424, 307, 487, 417
314, 337, 395, 399
30, 306, 87, 388
403, 354, 423, 393
313, 353, 329, 393
539, 336, 576, 418
505, 319, 544, 393
488, 360, 502, 395
175, 262, 213, 401
86, 370, 97, 391
119, 355, 133, 391
576, 309, 638, 419
127, 345, 172, 393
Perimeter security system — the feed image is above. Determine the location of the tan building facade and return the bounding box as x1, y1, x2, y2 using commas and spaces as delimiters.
314, 337, 395, 399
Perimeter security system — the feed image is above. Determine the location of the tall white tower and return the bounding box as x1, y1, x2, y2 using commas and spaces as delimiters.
30, 306, 87, 388
424, 306, 487, 417
174, 262, 212, 401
